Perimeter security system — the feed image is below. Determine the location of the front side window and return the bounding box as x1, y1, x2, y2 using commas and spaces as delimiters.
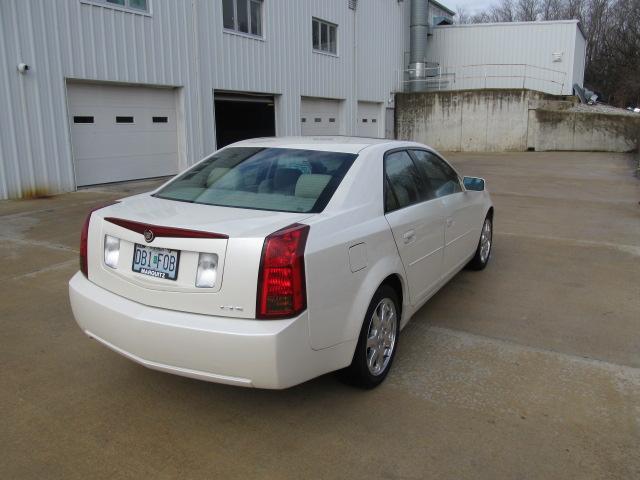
312, 18, 337, 54
155, 147, 357, 213
384, 150, 425, 212
410, 150, 462, 198
223, 0, 262, 37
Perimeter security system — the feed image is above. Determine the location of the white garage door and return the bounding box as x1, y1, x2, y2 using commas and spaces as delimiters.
300, 97, 341, 136
68, 83, 179, 186
357, 101, 382, 138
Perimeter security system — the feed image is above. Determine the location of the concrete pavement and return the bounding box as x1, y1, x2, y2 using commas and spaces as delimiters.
1, 153, 639, 479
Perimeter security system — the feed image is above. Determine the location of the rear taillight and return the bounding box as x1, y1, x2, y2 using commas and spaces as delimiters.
80, 201, 118, 277
257, 223, 310, 319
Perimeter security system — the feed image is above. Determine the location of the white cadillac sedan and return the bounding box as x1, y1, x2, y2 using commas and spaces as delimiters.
69, 137, 493, 389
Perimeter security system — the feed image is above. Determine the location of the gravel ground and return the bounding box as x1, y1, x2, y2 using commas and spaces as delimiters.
568, 103, 640, 116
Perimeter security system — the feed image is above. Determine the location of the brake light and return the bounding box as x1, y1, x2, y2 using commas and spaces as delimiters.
80, 201, 119, 277
257, 223, 310, 319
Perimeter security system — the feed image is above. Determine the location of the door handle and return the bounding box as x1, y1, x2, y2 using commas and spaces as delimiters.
402, 230, 416, 244
446, 217, 454, 228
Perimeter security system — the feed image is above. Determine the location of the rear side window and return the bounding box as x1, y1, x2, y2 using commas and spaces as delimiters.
154, 147, 357, 213
384, 150, 425, 212
410, 150, 462, 198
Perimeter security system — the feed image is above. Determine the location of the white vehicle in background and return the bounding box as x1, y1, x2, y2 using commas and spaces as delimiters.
69, 137, 493, 389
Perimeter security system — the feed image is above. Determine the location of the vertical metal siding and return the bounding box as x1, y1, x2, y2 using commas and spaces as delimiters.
356, 0, 406, 103
0, 0, 407, 199
572, 28, 587, 89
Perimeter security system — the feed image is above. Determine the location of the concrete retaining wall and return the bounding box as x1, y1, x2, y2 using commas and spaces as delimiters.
533, 109, 640, 152
396, 90, 640, 153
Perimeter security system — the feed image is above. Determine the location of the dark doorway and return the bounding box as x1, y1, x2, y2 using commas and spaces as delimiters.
214, 92, 276, 148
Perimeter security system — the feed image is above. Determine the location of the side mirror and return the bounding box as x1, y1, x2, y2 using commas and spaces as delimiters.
463, 176, 485, 191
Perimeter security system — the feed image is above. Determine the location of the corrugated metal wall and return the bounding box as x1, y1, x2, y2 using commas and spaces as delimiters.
572, 28, 587, 92
0, 0, 407, 199
426, 21, 585, 95
357, 0, 406, 102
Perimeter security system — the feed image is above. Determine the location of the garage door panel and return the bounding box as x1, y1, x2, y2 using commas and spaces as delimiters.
68, 83, 179, 186
72, 108, 176, 129
301, 97, 341, 136
69, 84, 176, 108
75, 154, 178, 186
357, 101, 381, 138
71, 117, 176, 133
71, 132, 178, 158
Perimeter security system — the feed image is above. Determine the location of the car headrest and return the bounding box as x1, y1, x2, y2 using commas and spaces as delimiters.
273, 168, 302, 192
295, 174, 331, 199
205, 168, 231, 187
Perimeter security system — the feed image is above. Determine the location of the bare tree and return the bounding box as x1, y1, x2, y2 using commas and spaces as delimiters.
587, 0, 640, 105
540, 0, 564, 19
470, 10, 493, 22
563, 0, 586, 20
516, 0, 540, 20
455, 5, 471, 24
489, 0, 517, 21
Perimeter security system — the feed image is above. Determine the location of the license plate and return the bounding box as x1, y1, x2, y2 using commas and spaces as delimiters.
132, 244, 180, 281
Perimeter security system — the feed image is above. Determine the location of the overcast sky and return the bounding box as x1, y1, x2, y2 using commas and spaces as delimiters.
445, 0, 493, 16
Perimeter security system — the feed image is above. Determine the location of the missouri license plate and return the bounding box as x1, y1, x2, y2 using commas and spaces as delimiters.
132, 244, 180, 281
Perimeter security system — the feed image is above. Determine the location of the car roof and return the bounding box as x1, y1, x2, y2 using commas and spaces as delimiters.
227, 136, 415, 154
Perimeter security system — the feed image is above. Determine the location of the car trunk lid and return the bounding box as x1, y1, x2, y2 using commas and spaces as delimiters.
87, 194, 313, 318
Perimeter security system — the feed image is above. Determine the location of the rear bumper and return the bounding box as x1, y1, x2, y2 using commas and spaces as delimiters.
69, 272, 352, 389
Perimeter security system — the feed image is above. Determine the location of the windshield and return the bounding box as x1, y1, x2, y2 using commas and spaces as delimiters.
154, 147, 358, 213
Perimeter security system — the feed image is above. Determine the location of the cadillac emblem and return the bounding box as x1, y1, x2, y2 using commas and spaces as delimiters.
143, 229, 154, 243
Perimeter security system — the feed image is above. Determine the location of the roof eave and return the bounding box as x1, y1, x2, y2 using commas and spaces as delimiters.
429, 0, 456, 16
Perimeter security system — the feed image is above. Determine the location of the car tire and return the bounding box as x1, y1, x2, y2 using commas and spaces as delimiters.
341, 285, 400, 389
467, 215, 493, 271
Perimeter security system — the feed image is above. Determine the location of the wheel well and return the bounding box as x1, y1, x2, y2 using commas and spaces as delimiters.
381, 274, 403, 316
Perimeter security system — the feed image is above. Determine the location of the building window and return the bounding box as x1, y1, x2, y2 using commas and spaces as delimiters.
116, 116, 134, 123
152, 116, 168, 123
73, 116, 94, 124
223, 0, 263, 37
312, 18, 337, 55
81, 0, 150, 14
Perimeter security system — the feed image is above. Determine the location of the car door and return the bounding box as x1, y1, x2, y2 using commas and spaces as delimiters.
383, 150, 446, 305
409, 150, 478, 278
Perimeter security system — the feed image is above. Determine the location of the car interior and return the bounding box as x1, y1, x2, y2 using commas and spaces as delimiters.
155, 147, 356, 213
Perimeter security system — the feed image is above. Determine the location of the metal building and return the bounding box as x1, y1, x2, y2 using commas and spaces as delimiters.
406, 20, 587, 95
0, 0, 408, 199
0, 1, 586, 200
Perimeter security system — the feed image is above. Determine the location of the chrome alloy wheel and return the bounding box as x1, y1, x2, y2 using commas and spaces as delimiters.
366, 298, 397, 376
479, 218, 492, 264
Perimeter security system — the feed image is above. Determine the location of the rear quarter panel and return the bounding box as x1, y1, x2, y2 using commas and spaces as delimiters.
304, 145, 408, 351
305, 210, 405, 350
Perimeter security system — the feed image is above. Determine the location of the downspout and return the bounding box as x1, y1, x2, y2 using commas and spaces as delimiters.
191, 0, 203, 157
409, 0, 429, 92
351, 0, 358, 136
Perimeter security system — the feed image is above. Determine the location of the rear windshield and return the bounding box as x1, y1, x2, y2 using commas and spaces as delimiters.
154, 147, 357, 213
